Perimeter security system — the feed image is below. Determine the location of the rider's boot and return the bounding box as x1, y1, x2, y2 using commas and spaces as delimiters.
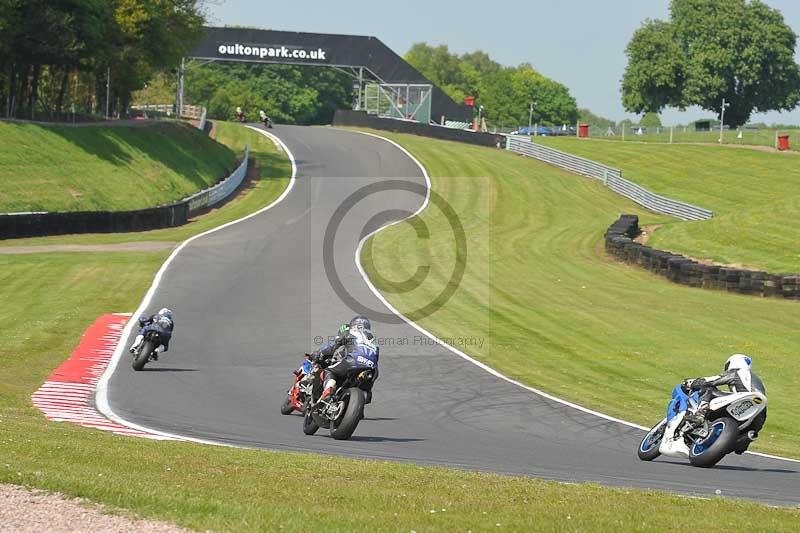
659, 413, 690, 458
317, 386, 334, 404
129, 334, 144, 354
683, 401, 708, 427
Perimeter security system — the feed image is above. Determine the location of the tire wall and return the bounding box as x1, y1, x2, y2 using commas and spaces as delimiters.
0, 203, 189, 239
605, 215, 800, 299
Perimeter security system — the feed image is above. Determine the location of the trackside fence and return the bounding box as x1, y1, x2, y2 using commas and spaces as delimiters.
505, 136, 713, 221
185, 145, 249, 214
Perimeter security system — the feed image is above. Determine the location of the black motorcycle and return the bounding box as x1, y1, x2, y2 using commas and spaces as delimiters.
303, 361, 374, 440
131, 329, 162, 371
263, 116, 273, 129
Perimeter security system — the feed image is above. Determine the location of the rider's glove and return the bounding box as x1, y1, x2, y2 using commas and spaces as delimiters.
690, 378, 707, 391
681, 379, 694, 393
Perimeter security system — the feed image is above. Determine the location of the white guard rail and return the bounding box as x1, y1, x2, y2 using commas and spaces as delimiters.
185, 145, 249, 214
506, 136, 712, 221
197, 107, 207, 131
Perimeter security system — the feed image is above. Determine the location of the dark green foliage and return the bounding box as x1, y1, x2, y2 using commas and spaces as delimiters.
405, 43, 577, 127
622, 0, 800, 127
0, 0, 205, 119
184, 63, 352, 125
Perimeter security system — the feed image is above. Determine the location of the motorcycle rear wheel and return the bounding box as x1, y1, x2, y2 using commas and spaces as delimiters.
132, 340, 153, 371
330, 388, 365, 441
688, 416, 738, 468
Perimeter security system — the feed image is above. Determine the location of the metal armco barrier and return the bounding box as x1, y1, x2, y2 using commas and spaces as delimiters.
1, 146, 249, 239
185, 145, 249, 214
506, 136, 713, 221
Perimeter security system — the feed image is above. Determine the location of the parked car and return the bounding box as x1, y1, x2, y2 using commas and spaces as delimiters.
550, 125, 577, 136
510, 126, 554, 136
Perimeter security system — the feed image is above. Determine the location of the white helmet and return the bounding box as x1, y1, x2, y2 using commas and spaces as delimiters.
158, 307, 173, 320
724, 353, 752, 372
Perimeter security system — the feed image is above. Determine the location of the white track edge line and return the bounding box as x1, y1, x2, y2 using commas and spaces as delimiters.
94, 126, 297, 446
346, 129, 800, 465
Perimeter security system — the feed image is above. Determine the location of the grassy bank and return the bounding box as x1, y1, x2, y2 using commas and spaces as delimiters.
0, 122, 288, 246
534, 136, 800, 273
362, 132, 800, 459
0, 120, 235, 213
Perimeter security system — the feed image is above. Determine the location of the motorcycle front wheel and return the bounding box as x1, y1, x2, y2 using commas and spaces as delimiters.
638, 418, 667, 461
329, 388, 365, 441
280, 393, 294, 415
303, 400, 320, 435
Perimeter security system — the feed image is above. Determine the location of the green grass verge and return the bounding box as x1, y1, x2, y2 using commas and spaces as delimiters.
578, 127, 796, 148
534, 136, 800, 273
1, 125, 798, 530
0, 120, 235, 213
361, 131, 800, 459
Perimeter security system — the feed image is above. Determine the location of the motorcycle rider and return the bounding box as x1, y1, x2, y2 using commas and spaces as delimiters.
258, 109, 272, 128
312, 315, 379, 405
128, 308, 174, 360
660, 353, 764, 457
295, 353, 314, 384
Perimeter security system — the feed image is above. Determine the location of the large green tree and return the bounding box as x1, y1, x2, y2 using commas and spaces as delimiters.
622, 0, 800, 127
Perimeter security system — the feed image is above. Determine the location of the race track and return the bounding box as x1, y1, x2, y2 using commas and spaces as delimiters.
105, 125, 799, 505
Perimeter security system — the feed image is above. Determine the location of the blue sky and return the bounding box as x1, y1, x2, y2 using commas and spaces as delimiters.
208, 0, 800, 125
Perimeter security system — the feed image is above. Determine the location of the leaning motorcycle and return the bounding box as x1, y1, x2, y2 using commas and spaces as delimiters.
280, 370, 311, 415
302, 362, 373, 440
131, 329, 162, 371
638, 382, 767, 468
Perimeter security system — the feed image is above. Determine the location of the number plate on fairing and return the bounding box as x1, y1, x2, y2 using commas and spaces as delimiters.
728, 399, 756, 419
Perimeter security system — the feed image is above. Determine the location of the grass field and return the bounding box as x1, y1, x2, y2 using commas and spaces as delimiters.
1, 125, 798, 530
363, 132, 800, 459
0, 120, 236, 213
533, 136, 800, 273
577, 126, 798, 148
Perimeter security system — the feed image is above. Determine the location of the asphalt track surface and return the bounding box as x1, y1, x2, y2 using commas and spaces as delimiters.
106, 125, 799, 506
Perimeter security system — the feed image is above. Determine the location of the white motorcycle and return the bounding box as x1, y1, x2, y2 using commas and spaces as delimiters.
638, 383, 767, 468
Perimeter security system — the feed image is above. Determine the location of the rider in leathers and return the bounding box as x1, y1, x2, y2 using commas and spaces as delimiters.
659, 353, 766, 457
312, 315, 379, 405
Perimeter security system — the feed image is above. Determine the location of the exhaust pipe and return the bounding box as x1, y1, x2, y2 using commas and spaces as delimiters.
747, 430, 758, 441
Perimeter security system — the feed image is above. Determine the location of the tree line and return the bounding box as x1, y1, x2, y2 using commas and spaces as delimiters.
405, 43, 579, 128
134, 62, 353, 125
0, 0, 205, 120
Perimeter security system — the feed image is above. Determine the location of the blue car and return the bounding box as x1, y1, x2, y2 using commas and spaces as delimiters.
511, 126, 553, 136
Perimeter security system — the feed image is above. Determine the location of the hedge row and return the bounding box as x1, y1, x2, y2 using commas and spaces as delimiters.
605, 215, 800, 299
